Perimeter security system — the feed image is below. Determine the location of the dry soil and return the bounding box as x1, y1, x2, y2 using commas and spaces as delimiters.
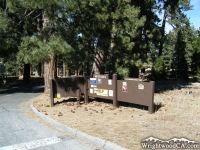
23, 86, 200, 150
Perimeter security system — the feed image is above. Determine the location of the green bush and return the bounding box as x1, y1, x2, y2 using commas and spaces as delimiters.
116, 67, 129, 80
151, 57, 166, 80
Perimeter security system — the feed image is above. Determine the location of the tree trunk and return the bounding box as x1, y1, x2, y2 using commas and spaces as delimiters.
159, 10, 167, 56
30, 64, 32, 76
19, 69, 23, 77
91, 52, 105, 75
37, 63, 42, 76
108, 20, 116, 76
23, 64, 30, 84
110, 31, 115, 74
42, 10, 57, 94
57, 65, 59, 77
68, 69, 71, 76
63, 62, 66, 77
91, 36, 110, 76
44, 54, 57, 94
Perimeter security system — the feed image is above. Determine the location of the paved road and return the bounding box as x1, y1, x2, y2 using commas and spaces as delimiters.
0, 84, 95, 150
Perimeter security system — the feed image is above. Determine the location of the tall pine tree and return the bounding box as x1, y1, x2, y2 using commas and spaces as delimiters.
7, 0, 73, 93
66, 0, 146, 78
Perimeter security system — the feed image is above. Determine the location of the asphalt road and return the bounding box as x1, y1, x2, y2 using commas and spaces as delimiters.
0, 84, 95, 150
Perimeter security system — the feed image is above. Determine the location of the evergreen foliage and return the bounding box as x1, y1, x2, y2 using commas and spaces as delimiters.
157, 0, 192, 56
196, 67, 200, 81
65, 0, 146, 77
17, 35, 73, 64
151, 57, 165, 79
172, 25, 195, 80
0, 0, 199, 89
192, 36, 200, 81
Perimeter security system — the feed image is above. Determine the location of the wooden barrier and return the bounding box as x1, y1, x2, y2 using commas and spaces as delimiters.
50, 73, 155, 113
50, 76, 85, 107
88, 74, 154, 113
117, 80, 154, 113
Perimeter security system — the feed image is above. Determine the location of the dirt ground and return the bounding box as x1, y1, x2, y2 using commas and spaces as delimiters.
23, 86, 200, 150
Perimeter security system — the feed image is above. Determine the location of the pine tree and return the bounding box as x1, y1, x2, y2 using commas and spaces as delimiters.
192, 31, 200, 80
172, 24, 195, 80
4, 0, 74, 92
131, 0, 161, 71
0, 0, 24, 77
162, 31, 176, 69
66, 0, 146, 77
157, 0, 192, 56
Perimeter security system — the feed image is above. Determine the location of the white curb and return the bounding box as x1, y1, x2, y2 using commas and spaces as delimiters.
30, 100, 127, 150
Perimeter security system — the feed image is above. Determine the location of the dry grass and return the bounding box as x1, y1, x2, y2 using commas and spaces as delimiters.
29, 87, 200, 150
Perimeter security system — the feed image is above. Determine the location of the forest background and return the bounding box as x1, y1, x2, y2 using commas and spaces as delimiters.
1, 0, 200, 93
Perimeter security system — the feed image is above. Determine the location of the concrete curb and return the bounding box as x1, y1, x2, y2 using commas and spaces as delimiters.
30, 100, 127, 150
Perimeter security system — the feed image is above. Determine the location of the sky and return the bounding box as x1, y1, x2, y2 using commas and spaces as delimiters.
186, 0, 200, 30
164, 0, 200, 32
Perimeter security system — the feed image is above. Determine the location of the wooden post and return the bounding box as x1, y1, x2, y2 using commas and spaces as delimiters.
148, 81, 155, 114
83, 72, 88, 104
113, 74, 118, 107
50, 79, 54, 107
76, 89, 80, 105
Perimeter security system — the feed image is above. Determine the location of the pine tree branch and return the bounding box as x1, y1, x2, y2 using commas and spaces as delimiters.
17, 31, 24, 36
19, 10, 35, 25
23, 10, 27, 15
33, 12, 42, 20
26, 10, 35, 17
170, 24, 176, 30
5, 0, 8, 12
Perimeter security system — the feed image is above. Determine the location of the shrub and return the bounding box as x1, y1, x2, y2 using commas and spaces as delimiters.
151, 57, 166, 80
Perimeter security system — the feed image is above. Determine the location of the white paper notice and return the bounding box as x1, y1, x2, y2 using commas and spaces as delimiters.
138, 83, 144, 89
90, 88, 93, 93
108, 79, 112, 85
109, 90, 113, 96
123, 82, 127, 86
91, 85, 97, 87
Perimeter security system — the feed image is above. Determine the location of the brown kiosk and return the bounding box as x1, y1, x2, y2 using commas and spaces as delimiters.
50, 73, 154, 114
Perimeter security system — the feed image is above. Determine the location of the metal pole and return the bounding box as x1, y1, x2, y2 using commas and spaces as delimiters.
113, 74, 118, 107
